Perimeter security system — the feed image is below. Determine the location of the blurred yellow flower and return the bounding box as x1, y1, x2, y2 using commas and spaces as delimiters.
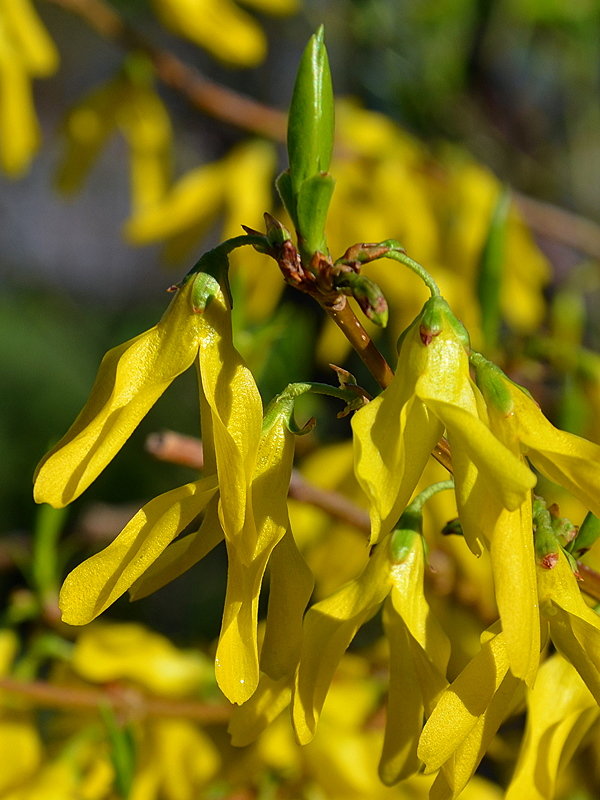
56, 65, 172, 212
152, 0, 298, 67
0, 0, 58, 176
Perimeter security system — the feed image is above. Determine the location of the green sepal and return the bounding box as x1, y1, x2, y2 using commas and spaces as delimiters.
334, 270, 388, 327
296, 173, 335, 259
101, 705, 136, 799
568, 512, 600, 557
390, 520, 421, 564
190, 272, 221, 314
470, 352, 514, 415
287, 25, 334, 196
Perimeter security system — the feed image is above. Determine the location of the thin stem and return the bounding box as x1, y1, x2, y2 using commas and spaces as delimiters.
0, 677, 232, 722
405, 480, 455, 515
383, 251, 441, 297
323, 301, 395, 389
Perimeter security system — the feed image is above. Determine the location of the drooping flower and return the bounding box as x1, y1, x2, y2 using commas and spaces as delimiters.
505, 653, 599, 800
34, 268, 262, 514
291, 511, 450, 784
352, 295, 536, 549
418, 627, 524, 799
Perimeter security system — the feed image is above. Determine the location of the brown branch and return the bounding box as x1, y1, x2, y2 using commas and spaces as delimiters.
0, 677, 232, 723
515, 192, 600, 260
45, 0, 287, 140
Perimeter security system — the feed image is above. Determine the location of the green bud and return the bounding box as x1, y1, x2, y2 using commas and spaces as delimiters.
190, 272, 221, 313
264, 212, 292, 248
287, 26, 334, 196
568, 512, 600, 557
533, 496, 560, 568
334, 271, 388, 327
470, 352, 514, 416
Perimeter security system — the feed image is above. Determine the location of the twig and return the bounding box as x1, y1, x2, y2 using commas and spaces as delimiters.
45, 0, 287, 140
0, 677, 232, 722
514, 192, 600, 260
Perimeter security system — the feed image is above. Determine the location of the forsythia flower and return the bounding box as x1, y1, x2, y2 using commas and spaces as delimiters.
505, 654, 599, 800
34, 269, 264, 644
291, 520, 449, 784
418, 627, 524, 799
151, 0, 298, 67
0, 0, 58, 176
56, 64, 173, 212
352, 294, 536, 548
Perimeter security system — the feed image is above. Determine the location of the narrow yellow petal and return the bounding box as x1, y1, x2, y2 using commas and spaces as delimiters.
215, 411, 293, 702
352, 388, 442, 543
59, 475, 218, 625
228, 674, 292, 747
0, 56, 40, 177
3, 0, 59, 75
489, 499, 540, 686
129, 496, 223, 600
198, 292, 263, 553
292, 540, 391, 744
506, 654, 599, 800
34, 279, 203, 507
261, 527, 314, 681
417, 632, 510, 771
379, 597, 424, 784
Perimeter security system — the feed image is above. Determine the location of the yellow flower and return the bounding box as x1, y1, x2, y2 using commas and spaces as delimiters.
472, 355, 600, 520
418, 627, 524, 799
0, 0, 58, 176
536, 549, 600, 703
34, 270, 261, 510
56, 67, 173, 212
505, 654, 599, 800
291, 522, 449, 784
71, 623, 213, 697
151, 0, 297, 66
352, 295, 536, 547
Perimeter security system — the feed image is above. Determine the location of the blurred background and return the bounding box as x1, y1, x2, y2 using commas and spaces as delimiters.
3, 2, 600, 795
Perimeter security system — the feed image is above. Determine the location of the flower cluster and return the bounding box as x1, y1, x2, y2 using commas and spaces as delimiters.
33, 241, 600, 796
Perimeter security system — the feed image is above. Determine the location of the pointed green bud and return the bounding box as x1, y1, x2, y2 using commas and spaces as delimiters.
568, 512, 600, 557
287, 26, 334, 196
264, 212, 292, 248
470, 352, 514, 415
334, 270, 388, 327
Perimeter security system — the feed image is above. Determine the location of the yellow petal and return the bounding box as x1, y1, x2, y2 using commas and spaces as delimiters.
215, 411, 293, 702
353, 387, 442, 543
505, 654, 599, 800
509, 381, 600, 517
59, 474, 218, 624
2, 0, 59, 75
0, 55, 39, 177
417, 631, 510, 771
71, 622, 211, 696
129, 495, 223, 600
198, 291, 262, 553
151, 0, 266, 67
379, 596, 425, 784
34, 279, 203, 507
292, 539, 391, 744
261, 527, 314, 681
228, 673, 292, 746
